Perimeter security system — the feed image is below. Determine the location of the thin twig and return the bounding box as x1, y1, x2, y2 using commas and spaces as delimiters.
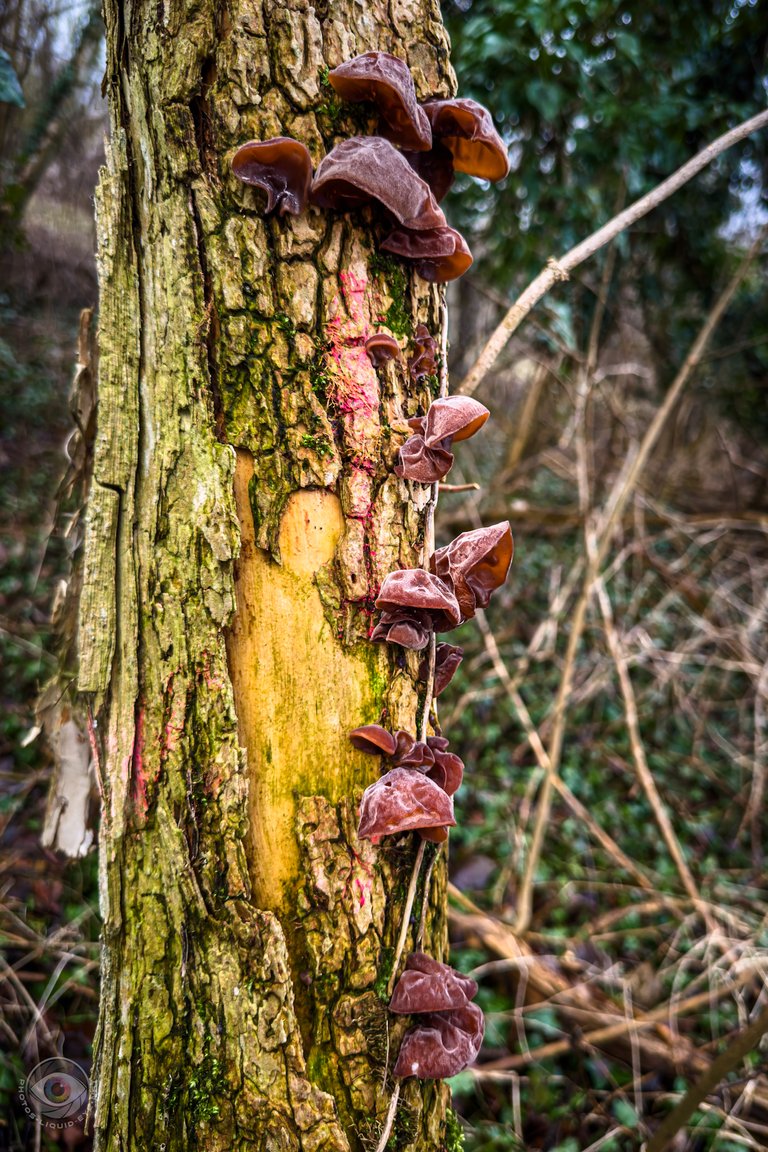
645, 1002, 768, 1152
512, 231, 765, 933
419, 635, 436, 745
480, 965, 765, 1072
388, 837, 426, 998
380, 298, 452, 1140
374, 1078, 402, 1152
418, 301, 451, 741
416, 845, 440, 949
475, 609, 656, 894
460, 110, 768, 397
594, 575, 704, 913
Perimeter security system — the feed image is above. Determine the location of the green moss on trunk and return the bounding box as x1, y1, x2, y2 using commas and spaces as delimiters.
84, 1, 457, 1148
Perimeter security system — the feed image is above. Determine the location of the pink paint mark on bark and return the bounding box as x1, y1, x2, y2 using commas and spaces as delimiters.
131, 705, 148, 820
321, 268, 395, 613
199, 649, 224, 692
325, 271, 380, 448
160, 673, 187, 762
341, 847, 374, 910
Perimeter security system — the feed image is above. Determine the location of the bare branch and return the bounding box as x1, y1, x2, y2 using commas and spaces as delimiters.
460, 109, 768, 398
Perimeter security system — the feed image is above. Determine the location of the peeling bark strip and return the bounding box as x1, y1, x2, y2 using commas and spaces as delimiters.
84, 1, 456, 1148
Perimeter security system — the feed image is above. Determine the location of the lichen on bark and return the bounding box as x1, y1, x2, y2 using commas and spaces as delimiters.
83, 0, 457, 1148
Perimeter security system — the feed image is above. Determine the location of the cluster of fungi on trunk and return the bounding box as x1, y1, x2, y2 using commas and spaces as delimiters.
231, 50, 510, 282
230, 48, 512, 1143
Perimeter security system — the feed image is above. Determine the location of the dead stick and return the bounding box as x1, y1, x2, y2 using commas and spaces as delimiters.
594, 576, 703, 911
480, 965, 766, 1071
513, 230, 765, 932
645, 1003, 768, 1152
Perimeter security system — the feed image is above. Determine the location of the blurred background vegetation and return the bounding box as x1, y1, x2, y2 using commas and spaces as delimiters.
1, 1, 766, 1149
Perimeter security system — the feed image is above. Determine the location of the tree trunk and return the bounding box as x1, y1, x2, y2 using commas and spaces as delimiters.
81, 1, 458, 1148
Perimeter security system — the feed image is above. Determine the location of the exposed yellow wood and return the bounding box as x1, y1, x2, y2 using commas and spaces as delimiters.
228, 449, 382, 911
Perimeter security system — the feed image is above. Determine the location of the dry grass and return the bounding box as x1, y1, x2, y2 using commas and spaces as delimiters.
442, 240, 768, 1150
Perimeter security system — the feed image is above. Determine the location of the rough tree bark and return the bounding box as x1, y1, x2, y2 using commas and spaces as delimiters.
79, 1, 459, 1149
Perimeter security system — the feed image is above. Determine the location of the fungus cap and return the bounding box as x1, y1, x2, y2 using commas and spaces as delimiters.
328, 52, 432, 151
394, 740, 434, 770
419, 643, 464, 697
390, 953, 478, 1014
419, 825, 450, 843
408, 324, 437, 380
357, 767, 456, 844
426, 748, 464, 797
394, 434, 454, 484
375, 569, 461, 629
371, 608, 433, 651
310, 137, 445, 230
403, 142, 456, 202
382, 225, 473, 283
348, 725, 397, 756
231, 137, 313, 216
424, 395, 490, 447
393, 1001, 485, 1079
365, 332, 401, 367
424, 98, 510, 181
432, 522, 513, 620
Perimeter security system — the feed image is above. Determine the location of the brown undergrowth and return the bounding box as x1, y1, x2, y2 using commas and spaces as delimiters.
440, 242, 768, 1151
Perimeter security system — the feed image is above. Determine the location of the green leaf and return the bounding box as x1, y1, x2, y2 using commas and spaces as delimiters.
0, 50, 25, 107
613, 1098, 640, 1128
524, 78, 563, 122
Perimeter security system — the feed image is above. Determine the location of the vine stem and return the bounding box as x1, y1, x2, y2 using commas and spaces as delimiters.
418, 299, 451, 741
387, 838, 426, 996
416, 844, 440, 949
382, 299, 452, 1139
374, 1079, 402, 1152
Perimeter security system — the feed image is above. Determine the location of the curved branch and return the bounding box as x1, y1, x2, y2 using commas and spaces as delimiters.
460, 108, 768, 397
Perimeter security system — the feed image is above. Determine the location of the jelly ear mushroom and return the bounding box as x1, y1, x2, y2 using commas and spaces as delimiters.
423, 98, 510, 182
231, 137, 313, 216
348, 725, 397, 756
310, 137, 445, 231
394, 434, 454, 484
404, 952, 478, 997
371, 607, 434, 651
419, 825, 450, 843
432, 522, 513, 620
328, 52, 432, 151
393, 1001, 485, 1079
409, 324, 437, 381
357, 768, 456, 844
419, 643, 464, 697
403, 142, 456, 203
426, 748, 464, 797
424, 396, 489, 446
375, 569, 461, 630
365, 332, 400, 367
390, 954, 477, 1014
381, 225, 473, 284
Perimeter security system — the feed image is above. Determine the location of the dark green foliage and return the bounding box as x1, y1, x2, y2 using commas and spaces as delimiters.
0, 49, 25, 107
444, 0, 767, 284
444, 0, 768, 441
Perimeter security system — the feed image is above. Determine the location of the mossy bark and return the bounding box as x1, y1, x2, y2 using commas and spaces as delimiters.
83, 2, 456, 1148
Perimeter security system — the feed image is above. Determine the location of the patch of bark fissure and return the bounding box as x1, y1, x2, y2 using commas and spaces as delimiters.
190, 57, 226, 442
